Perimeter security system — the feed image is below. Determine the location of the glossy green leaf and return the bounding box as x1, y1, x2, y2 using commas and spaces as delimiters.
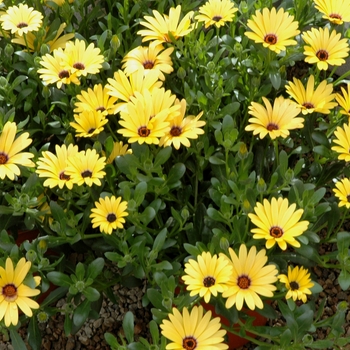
123, 311, 135, 343
83, 286, 100, 301
47, 271, 72, 287
9, 328, 27, 350
73, 299, 91, 330
86, 257, 105, 280
28, 318, 41, 350
134, 181, 147, 206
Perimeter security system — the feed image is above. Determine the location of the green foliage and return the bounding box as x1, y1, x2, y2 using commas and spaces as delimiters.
0, 0, 349, 348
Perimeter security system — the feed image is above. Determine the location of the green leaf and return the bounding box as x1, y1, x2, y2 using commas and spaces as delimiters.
75, 262, 85, 280
269, 71, 281, 89
313, 145, 331, 157
134, 181, 147, 207
153, 228, 167, 252
47, 271, 72, 287
104, 332, 120, 349
86, 257, 105, 280
296, 309, 314, 334
149, 320, 159, 344
39, 286, 68, 308
338, 269, 350, 290
309, 339, 333, 348
166, 163, 186, 188
139, 207, 156, 225
209, 155, 226, 165
83, 286, 101, 301
337, 231, 350, 254
221, 102, 240, 116
9, 328, 27, 350
28, 317, 41, 350
154, 146, 172, 167
50, 201, 66, 232
153, 261, 173, 271
312, 131, 329, 146
147, 288, 164, 309
64, 314, 72, 336
183, 243, 201, 256
123, 311, 135, 343
73, 299, 91, 330
207, 208, 226, 224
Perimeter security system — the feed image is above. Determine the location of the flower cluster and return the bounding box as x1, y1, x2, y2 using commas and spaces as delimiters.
1, 0, 350, 348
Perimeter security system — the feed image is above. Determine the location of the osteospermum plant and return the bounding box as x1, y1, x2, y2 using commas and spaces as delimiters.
1, 0, 350, 348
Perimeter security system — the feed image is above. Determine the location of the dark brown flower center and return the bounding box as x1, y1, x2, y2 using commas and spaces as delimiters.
183, 336, 197, 350
0, 152, 8, 164
212, 15, 223, 22
203, 276, 215, 287
170, 126, 182, 136
96, 106, 106, 112
81, 170, 93, 178
264, 34, 277, 44
59, 172, 70, 181
266, 123, 279, 131
316, 50, 329, 61
143, 61, 154, 69
138, 126, 150, 137
290, 281, 299, 290
58, 70, 70, 79
88, 128, 96, 134
73, 62, 85, 70
237, 275, 251, 289
3, 284, 17, 301
107, 213, 116, 223
330, 13, 342, 20
270, 226, 284, 238
17, 22, 28, 29
303, 102, 315, 109
347, 195, 350, 202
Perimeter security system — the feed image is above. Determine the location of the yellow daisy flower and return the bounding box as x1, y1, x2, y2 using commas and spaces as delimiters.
90, 195, 128, 234
195, 0, 238, 28
58, 39, 105, 77
245, 96, 304, 140
160, 305, 228, 350
118, 89, 177, 145
336, 84, 350, 117
244, 7, 300, 54
37, 48, 80, 88
279, 266, 314, 303
122, 42, 174, 81
248, 197, 310, 250
106, 68, 162, 114
332, 123, 350, 161
106, 141, 132, 164
44, 0, 74, 6
0, 121, 34, 180
74, 84, 117, 116
302, 27, 350, 70
333, 178, 350, 208
182, 251, 232, 303
313, 0, 350, 25
285, 75, 337, 115
137, 5, 194, 45
0, 257, 41, 327
222, 245, 278, 310
65, 149, 106, 187
0, 4, 43, 36
159, 99, 206, 149
70, 110, 108, 138
36, 143, 79, 190
12, 22, 74, 52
